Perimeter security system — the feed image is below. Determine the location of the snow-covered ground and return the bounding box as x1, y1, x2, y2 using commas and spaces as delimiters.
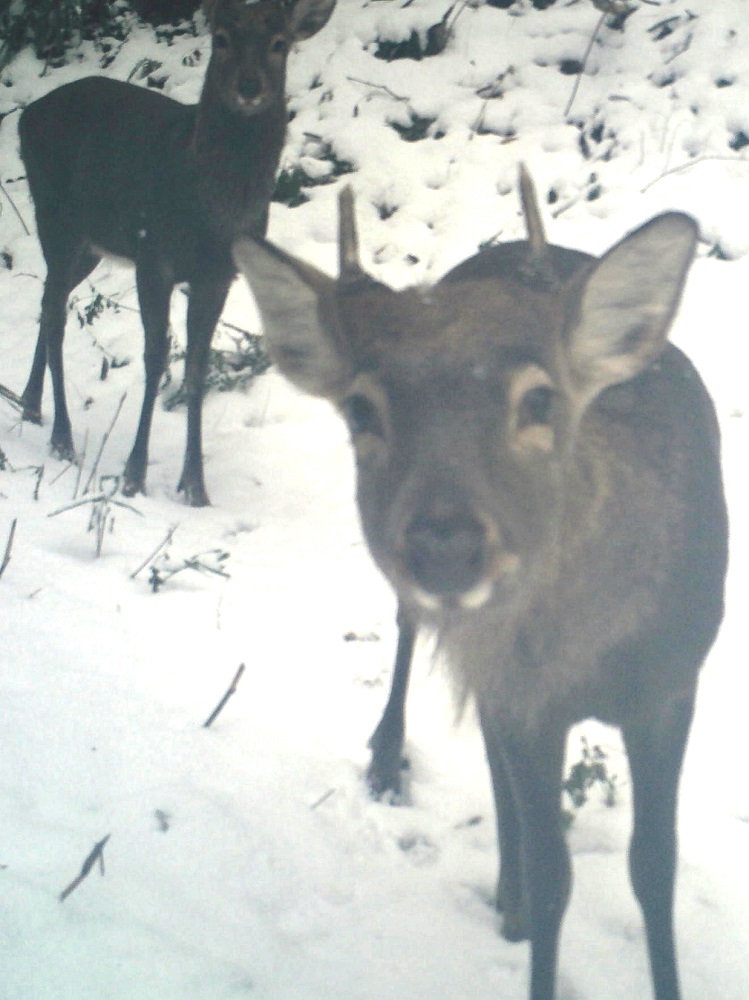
0, 1, 747, 997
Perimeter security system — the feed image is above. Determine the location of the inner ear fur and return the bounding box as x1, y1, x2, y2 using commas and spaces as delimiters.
232, 237, 350, 398
563, 212, 697, 407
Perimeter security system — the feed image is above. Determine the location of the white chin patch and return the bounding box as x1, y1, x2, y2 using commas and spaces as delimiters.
412, 587, 444, 612
410, 578, 494, 613
459, 578, 494, 610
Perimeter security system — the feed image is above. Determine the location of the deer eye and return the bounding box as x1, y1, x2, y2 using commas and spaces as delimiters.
517, 384, 554, 429
508, 365, 556, 454
342, 393, 384, 439
213, 30, 230, 51
269, 35, 288, 57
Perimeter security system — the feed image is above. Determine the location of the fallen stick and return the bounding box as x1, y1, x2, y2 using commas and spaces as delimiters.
130, 523, 179, 579
0, 381, 26, 413
0, 518, 17, 579
82, 392, 127, 496
59, 834, 111, 902
204, 663, 246, 729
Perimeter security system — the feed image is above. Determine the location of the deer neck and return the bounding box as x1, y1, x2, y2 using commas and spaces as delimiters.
191, 91, 287, 240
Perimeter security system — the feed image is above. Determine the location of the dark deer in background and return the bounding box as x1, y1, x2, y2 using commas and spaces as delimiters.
233, 172, 728, 1000
18, 0, 336, 506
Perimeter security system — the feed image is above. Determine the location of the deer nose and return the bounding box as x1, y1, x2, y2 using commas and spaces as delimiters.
403, 510, 487, 597
237, 73, 264, 103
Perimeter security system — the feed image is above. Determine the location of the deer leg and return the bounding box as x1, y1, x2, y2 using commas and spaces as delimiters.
481, 708, 569, 1000
366, 601, 416, 800
478, 702, 526, 941
176, 277, 231, 507
622, 694, 695, 1000
21, 327, 48, 426
23, 248, 100, 457
123, 260, 173, 497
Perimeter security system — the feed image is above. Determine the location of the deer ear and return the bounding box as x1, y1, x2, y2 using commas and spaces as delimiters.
288, 0, 337, 40
565, 213, 697, 405
233, 237, 349, 398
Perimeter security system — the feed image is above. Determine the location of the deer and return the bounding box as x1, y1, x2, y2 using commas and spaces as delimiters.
18, 0, 336, 506
232, 170, 728, 1000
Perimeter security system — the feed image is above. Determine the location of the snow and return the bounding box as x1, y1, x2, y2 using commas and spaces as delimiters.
0, 1, 747, 998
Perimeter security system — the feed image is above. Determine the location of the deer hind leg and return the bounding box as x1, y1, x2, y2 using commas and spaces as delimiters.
23, 242, 100, 460
176, 276, 231, 507
366, 602, 416, 801
622, 693, 696, 1000
122, 258, 173, 497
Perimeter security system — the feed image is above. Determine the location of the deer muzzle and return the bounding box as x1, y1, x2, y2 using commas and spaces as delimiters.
233, 69, 272, 113
400, 507, 518, 611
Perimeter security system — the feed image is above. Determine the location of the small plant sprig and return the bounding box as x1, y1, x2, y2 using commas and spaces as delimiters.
562, 734, 618, 827
148, 547, 230, 592
48, 474, 143, 557
0, 442, 46, 501
162, 325, 270, 410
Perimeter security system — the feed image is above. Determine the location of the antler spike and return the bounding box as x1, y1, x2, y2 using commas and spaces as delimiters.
338, 185, 363, 282
518, 164, 546, 260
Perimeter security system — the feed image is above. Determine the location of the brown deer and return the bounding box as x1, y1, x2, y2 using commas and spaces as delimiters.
233, 171, 728, 1000
18, 0, 336, 506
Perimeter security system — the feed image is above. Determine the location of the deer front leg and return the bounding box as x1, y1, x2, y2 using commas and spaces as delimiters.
480, 705, 570, 1000
478, 701, 527, 941
176, 277, 231, 507
623, 693, 695, 1000
367, 602, 416, 801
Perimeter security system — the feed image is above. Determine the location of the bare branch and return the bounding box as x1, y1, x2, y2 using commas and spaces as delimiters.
0, 382, 25, 413
82, 392, 127, 496
346, 76, 411, 105
0, 519, 17, 579
640, 154, 749, 193
203, 663, 246, 728
0, 180, 30, 236
310, 788, 336, 811
32, 465, 44, 502
59, 834, 111, 902
564, 12, 606, 118
73, 430, 88, 500
130, 523, 179, 579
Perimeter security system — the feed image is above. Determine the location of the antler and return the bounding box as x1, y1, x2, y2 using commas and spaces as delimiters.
338, 185, 364, 282
518, 164, 546, 261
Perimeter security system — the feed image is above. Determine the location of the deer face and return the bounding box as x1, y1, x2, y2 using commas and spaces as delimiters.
331, 275, 569, 613
233, 179, 697, 618
203, 0, 336, 117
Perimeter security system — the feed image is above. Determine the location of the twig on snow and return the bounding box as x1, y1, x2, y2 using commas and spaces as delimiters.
0, 518, 17, 579
73, 430, 88, 500
345, 76, 411, 105
0, 381, 26, 413
32, 464, 44, 502
640, 154, 749, 193
310, 788, 336, 811
59, 834, 111, 902
564, 12, 606, 118
0, 179, 30, 236
48, 475, 142, 557
130, 523, 179, 579
148, 548, 230, 592
204, 663, 246, 728
82, 392, 127, 496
